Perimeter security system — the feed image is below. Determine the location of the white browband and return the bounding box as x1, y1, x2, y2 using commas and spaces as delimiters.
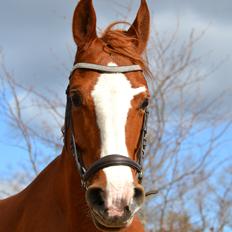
72, 63, 142, 73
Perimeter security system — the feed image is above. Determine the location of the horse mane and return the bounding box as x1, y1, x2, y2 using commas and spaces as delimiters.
100, 22, 151, 77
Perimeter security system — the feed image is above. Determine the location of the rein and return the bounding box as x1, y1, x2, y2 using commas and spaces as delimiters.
64, 63, 152, 194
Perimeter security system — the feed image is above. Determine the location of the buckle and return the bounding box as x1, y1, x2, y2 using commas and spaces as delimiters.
138, 171, 143, 183
81, 179, 87, 189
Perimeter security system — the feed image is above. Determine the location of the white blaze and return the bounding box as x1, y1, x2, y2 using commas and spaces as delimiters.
91, 63, 146, 209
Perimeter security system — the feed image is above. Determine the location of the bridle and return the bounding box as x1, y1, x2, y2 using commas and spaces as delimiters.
64, 63, 149, 189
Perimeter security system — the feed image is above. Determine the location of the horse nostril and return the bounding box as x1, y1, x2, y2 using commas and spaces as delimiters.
124, 205, 131, 216
134, 187, 145, 206
86, 187, 105, 208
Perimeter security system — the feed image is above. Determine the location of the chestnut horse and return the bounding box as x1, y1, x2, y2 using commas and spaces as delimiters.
0, 0, 150, 231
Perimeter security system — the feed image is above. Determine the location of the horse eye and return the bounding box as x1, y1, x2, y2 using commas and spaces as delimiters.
71, 92, 82, 107
140, 98, 149, 109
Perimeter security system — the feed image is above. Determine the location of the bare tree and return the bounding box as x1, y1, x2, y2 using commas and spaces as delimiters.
141, 15, 232, 232
0, 54, 64, 189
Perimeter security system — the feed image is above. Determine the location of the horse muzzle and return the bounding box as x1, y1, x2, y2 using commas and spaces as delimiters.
86, 185, 145, 231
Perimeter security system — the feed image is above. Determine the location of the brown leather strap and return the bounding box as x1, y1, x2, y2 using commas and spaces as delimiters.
83, 155, 142, 182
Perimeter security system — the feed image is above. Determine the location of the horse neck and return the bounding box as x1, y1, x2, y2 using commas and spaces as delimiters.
57, 147, 87, 211
39, 147, 93, 230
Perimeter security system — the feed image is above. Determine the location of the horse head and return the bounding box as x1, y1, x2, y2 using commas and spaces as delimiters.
66, 0, 150, 230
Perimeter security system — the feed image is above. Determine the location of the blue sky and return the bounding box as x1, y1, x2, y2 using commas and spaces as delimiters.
0, 0, 231, 190
0, 121, 25, 173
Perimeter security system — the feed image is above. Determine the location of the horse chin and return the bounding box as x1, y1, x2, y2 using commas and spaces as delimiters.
91, 212, 133, 232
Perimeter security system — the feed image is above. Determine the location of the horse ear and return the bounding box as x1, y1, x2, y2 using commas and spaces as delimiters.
127, 0, 150, 54
72, 0, 97, 47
